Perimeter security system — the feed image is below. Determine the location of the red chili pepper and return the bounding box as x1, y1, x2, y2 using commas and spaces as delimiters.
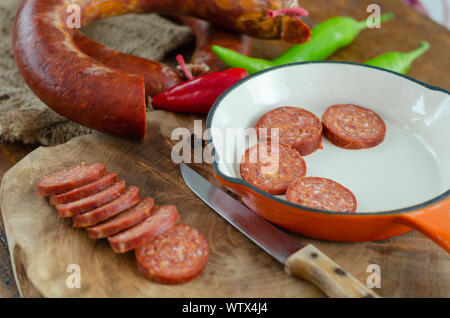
152, 55, 248, 114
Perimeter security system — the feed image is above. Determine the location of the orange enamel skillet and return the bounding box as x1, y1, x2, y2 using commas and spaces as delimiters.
206, 61, 450, 253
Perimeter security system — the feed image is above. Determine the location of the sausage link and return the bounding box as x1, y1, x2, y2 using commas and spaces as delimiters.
140, 0, 309, 41
13, 0, 309, 138
73, 32, 182, 97
286, 177, 357, 212
179, 17, 252, 73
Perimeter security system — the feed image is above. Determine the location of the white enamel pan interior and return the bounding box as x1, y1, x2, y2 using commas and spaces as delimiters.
207, 62, 450, 213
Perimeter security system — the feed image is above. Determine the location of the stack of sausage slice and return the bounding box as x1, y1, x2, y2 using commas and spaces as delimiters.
37, 163, 209, 284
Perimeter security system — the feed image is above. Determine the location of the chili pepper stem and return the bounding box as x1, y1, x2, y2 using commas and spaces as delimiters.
176, 54, 194, 81
365, 41, 430, 74
211, 45, 274, 74
405, 41, 430, 62
356, 12, 395, 31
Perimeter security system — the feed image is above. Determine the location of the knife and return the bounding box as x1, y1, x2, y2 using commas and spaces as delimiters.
180, 163, 380, 298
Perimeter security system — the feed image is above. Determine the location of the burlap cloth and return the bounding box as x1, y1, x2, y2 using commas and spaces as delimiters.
0, 0, 192, 145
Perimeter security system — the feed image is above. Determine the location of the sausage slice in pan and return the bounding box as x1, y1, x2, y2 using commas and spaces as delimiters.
286, 177, 357, 212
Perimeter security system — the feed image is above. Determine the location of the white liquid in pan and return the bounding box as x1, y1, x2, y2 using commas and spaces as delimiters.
297, 119, 442, 212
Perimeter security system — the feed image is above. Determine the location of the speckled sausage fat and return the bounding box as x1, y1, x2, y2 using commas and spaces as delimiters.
322, 104, 386, 149
240, 142, 306, 195
256, 106, 323, 156
73, 32, 182, 97
135, 224, 209, 284
286, 177, 357, 212
180, 17, 252, 73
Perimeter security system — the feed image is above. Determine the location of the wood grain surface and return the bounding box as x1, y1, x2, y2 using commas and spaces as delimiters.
0, 0, 449, 297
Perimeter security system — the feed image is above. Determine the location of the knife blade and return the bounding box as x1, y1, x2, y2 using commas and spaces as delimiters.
180, 163, 380, 298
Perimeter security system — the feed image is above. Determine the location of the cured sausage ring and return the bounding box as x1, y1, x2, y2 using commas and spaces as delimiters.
13, 0, 310, 139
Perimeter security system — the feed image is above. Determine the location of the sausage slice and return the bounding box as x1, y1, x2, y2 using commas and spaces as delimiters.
136, 224, 209, 284
322, 104, 386, 149
56, 181, 126, 218
72, 186, 140, 228
240, 142, 306, 195
108, 205, 179, 253
49, 173, 118, 205
87, 198, 155, 239
256, 107, 322, 156
286, 177, 357, 212
37, 163, 106, 196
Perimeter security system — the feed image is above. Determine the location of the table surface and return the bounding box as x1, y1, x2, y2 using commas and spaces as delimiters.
0, 0, 449, 298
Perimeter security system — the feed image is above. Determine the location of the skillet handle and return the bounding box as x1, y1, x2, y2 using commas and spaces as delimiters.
285, 244, 380, 298
395, 197, 450, 253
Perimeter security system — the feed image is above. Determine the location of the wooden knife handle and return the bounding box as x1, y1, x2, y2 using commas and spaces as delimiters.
285, 244, 380, 298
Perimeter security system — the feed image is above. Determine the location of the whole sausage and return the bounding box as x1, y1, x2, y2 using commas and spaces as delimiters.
13, 0, 309, 138
322, 104, 386, 149
37, 163, 106, 197
179, 17, 252, 73
286, 177, 357, 212
108, 205, 179, 253
140, 1, 310, 41
87, 197, 155, 239
56, 181, 126, 218
73, 32, 182, 97
50, 173, 118, 205
135, 224, 209, 284
256, 106, 323, 156
240, 142, 306, 195
72, 186, 140, 227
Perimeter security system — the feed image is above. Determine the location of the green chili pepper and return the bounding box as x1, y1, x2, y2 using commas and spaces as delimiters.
211, 46, 274, 74
272, 13, 394, 65
364, 41, 430, 74
212, 13, 394, 74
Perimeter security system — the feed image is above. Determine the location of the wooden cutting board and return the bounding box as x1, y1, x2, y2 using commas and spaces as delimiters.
1, 110, 450, 298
